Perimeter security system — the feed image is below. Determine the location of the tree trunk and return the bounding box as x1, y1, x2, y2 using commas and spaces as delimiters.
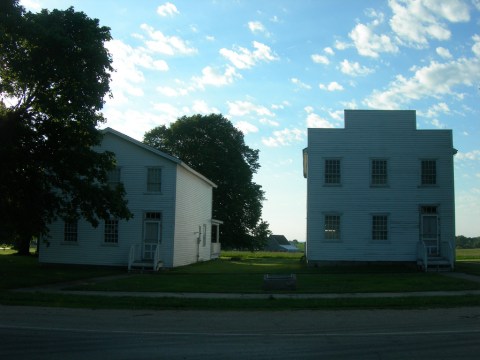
16, 236, 31, 256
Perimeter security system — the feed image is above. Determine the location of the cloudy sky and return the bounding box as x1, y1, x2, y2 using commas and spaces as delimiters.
22, 0, 480, 239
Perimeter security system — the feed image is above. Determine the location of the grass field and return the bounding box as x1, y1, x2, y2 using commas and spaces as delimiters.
2, 249, 480, 310
456, 248, 480, 261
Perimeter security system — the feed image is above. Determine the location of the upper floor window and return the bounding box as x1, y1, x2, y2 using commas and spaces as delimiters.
107, 167, 121, 188
421, 160, 436, 185
372, 215, 388, 240
104, 218, 119, 244
371, 159, 388, 186
324, 159, 341, 185
147, 167, 162, 192
324, 214, 341, 240
64, 220, 78, 242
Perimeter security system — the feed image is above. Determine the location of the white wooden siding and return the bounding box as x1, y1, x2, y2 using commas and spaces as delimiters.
306, 110, 455, 263
39, 131, 177, 267
172, 165, 214, 267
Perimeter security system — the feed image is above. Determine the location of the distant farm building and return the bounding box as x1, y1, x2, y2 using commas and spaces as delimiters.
265, 235, 300, 252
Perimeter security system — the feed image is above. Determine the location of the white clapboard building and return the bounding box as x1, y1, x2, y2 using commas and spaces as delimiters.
303, 110, 456, 271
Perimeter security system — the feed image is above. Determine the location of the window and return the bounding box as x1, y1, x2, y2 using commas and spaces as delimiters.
371, 159, 387, 186
147, 168, 162, 192
324, 215, 341, 240
107, 167, 121, 188
324, 159, 341, 185
145, 212, 161, 220
421, 160, 436, 185
421, 205, 437, 214
372, 215, 388, 240
104, 219, 119, 244
64, 220, 78, 242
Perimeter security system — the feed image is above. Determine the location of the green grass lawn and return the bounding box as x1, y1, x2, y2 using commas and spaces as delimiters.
456, 248, 480, 261
3, 249, 480, 310
0, 251, 122, 290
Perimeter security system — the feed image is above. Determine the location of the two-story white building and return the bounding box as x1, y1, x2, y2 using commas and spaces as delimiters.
303, 110, 456, 270
39, 128, 222, 270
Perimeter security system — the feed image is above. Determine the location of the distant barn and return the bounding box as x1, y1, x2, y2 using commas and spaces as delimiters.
265, 235, 300, 252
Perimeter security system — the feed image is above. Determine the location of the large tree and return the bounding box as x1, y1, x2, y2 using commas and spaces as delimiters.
0, 1, 132, 255
144, 114, 269, 249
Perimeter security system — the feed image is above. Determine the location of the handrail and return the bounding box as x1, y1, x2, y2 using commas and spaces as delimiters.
441, 240, 454, 270
153, 245, 161, 271
417, 241, 428, 272
128, 244, 135, 271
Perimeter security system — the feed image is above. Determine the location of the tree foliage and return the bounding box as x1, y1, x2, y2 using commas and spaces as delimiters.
456, 236, 480, 249
144, 114, 269, 250
0, 1, 132, 254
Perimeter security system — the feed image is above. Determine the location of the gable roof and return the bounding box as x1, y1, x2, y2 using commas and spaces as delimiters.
101, 127, 217, 188
269, 235, 290, 245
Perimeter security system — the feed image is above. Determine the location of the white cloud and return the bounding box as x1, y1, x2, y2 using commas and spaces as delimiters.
436, 47, 452, 59
220, 41, 278, 69
259, 118, 280, 127
306, 113, 335, 128
140, 24, 197, 55
424, 102, 450, 118
349, 23, 398, 58
335, 40, 351, 50
456, 150, 480, 161
235, 121, 259, 134
104, 108, 175, 141
311, 54, 329, 65
304, 106, 314, 114
19, 0, 41, 11
262, 128, 305, 147
157, 2, 179, 17
389, 0, 470, 47
340, 100, 358, 109
319, 81, 344, 91
472, 35, 480, 57
193, 65, 241, 89
430, 119, 446, 128
156, 85, 189, 97
227, 100, 275, 117
364, 57, 480, 109
365, 8, 385, 26
328, 110, 344, 122
105, 40, 169, 105
340, 59, 374, 76
206, 35, 215, 42
271, 101, 290, 110
191, 100, 219, 114
248, 21, 267, 34
324, 47, 335, 55
291, 78, 312, 90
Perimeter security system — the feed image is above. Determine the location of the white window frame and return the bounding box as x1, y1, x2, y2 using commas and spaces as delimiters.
64, 220, 78, 242
371, 214, 389, 241
107, 167, 121, 188
147, 167, 162, 192
324, 214, 341, 241
420, 159, 437, 186
324, 158, 341, 186
371, 159, 388, 187
104, 218, 119, 244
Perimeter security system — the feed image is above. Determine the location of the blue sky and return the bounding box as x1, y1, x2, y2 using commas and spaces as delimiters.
22, 0, 480, 239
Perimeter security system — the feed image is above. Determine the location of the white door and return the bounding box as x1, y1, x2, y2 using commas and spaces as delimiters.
143, 221, 160, 260
421, 215, 439, 256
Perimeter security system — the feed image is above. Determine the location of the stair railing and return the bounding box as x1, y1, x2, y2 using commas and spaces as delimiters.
417, 241, 428, 272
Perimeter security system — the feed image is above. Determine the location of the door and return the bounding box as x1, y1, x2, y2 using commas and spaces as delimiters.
143, 212, 161, 260
421, 214, 439, 256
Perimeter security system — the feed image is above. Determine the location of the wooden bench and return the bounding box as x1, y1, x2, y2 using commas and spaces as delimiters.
263, 274, 297, 291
